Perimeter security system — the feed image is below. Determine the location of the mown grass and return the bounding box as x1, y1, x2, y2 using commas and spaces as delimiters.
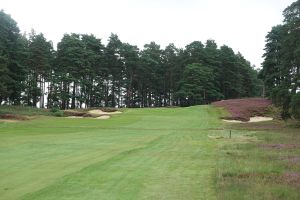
0, 105, 299, 200
0, 106, 224, 200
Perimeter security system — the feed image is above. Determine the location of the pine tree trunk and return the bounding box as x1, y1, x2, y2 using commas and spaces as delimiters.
40, 76, 44, 108
47, 81, 52, 109
71, 82, 76, 109
105, 80, 109, 107
61, 81, 66, 110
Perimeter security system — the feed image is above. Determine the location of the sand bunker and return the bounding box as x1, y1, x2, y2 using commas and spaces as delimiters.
223, 116, 273, 123
249, 116, 273, 122
66, 116, 84, 119
0, 119, 19, 123
66, 115, 110, 119
65, 109, 121, 119
88, 110, 122, 115
96, 115, 111, 119
223, 119, 244, 123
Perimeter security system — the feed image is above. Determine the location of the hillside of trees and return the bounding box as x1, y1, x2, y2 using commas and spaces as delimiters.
260, 0, 300, 120
0, 10, 261, 109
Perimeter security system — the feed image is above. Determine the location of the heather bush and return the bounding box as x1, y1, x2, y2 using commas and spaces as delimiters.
212, 98, 271, 121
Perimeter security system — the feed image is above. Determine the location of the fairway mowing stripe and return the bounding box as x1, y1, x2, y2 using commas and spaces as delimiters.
9, 126, 271, 132
14, 126, 227, 132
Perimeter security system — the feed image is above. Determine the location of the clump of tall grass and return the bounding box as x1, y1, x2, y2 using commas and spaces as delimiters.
0, 105, 51, 116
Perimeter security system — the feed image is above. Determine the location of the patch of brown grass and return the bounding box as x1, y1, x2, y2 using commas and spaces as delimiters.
282, 156, 300, 164
223, 171, 300, 189
279, 172, 300, 188
63, 110, 86, 117
0, 114, 29, 120
229, 120, 283, 131
260, 143, 300, 150
100, 107, 119, 112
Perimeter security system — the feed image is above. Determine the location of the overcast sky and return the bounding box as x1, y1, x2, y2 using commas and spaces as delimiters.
1, 0, 296, 68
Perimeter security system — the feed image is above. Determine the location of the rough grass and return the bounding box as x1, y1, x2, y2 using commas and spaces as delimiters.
0, 106, 120, 118
216, 120, 300, 200
0, 105, 51, 116
0, 114, 29, 120
0, 105, 299, 200
63, 110, 86, 117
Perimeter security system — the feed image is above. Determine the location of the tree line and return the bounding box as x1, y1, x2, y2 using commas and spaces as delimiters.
260, 0, 300, 120
0, 10, 261, 109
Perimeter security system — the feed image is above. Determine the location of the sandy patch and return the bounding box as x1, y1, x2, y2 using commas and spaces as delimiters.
223, 119, 244, 123
223, 116, 273, 123
96, 115, 111, 119
88, 110, 122, 115
66, 116, 84, 119
66, 114, 112, 119
249, 116, 273, 122
0, 119, 19, 123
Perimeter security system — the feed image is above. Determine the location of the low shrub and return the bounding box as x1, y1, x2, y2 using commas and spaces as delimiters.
53, 110, 64, 117
100, 107, 118, 112
49, 105, 65, 117
291, 93, 300, 120
50, 107, 60, 113
64, 110, 86, 116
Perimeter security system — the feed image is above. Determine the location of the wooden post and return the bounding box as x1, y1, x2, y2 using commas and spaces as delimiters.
229, 130, 232, 139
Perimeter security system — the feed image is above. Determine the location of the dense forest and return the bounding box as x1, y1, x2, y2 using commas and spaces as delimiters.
0, 9, 261, 109
260, 0, 300, 120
